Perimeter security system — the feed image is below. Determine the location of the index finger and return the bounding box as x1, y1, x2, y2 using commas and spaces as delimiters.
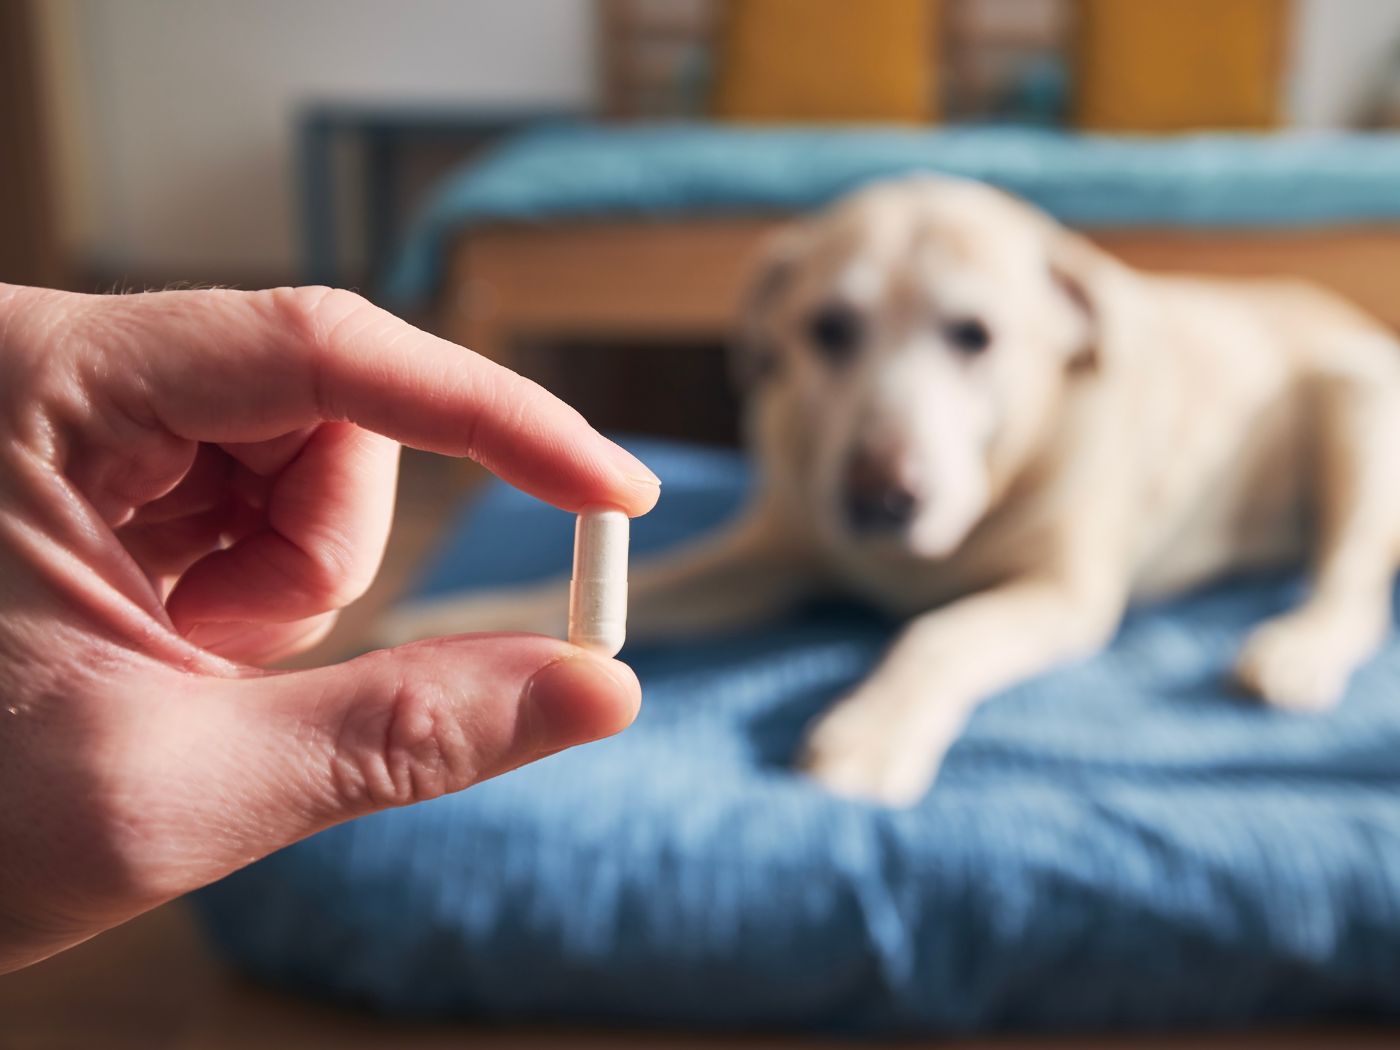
88, 286, 661, 517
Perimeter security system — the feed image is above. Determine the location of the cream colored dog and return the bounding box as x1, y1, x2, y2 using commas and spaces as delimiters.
380, 176, 1400, 805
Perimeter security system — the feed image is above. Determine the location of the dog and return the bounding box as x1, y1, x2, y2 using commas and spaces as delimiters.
379, 176, 1400, 806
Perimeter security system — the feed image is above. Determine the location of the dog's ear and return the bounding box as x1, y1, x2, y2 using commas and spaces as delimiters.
1045, 228, 1116, 375
1049, 258, 1097, 374
729, 227, 804, 392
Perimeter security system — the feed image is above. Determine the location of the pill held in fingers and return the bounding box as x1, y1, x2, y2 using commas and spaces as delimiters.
568, 506, 629, 657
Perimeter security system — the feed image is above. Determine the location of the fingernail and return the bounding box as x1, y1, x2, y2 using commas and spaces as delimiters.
606, 443, 661, 491
522, 654, 641, 753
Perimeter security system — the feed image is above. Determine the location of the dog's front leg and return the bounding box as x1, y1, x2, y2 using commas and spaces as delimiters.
376, 500, 819, 648
801, 574, 1124, 805
623, 503, 820, 638
1236, 365, 1400, 710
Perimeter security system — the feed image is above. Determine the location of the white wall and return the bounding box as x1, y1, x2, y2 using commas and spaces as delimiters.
1289, 0, 1400, 128
63, 0, 595, 278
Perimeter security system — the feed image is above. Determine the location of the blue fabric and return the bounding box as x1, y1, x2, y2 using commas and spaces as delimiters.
194, 439, 1400, 1034
383, 124, 1400, 306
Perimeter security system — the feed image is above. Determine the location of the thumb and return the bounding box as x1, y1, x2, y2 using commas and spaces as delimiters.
197, 635, 640, 858
3, 635, 639, 970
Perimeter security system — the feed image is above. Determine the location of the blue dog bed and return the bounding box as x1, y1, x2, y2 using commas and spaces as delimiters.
384, 124, 1400, 307
194, 439, 1400, 1034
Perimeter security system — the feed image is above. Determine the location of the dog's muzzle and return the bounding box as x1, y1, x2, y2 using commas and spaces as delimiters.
842, 450, 920, 535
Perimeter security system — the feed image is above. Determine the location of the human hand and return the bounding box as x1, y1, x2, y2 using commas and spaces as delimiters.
0, 284, 659, 972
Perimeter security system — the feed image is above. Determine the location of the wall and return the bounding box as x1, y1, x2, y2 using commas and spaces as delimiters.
58, 0, 594, 280
1289, 0, 1400, 128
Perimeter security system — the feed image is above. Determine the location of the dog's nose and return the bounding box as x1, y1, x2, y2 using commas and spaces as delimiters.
843, 452, 919, 534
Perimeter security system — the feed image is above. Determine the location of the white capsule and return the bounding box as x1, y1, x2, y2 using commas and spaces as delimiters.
568, 505, 629, 657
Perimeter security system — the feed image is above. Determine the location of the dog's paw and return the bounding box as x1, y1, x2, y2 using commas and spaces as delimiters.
798, 690, 949, 806
373, 587, 568, 650
1234, 613, 1354, 713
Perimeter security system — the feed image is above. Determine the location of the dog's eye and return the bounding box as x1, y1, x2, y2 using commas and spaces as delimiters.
806, 303, 863, 366
945, 318, 991, 356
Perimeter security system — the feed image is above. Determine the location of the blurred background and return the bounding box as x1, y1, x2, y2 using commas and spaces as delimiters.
6, 0, 1400, 447
5, 2, 1400, 1047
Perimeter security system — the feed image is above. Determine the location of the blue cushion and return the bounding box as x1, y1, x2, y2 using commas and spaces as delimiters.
193, 438, 1400, 1033
384, 124, 1400, 307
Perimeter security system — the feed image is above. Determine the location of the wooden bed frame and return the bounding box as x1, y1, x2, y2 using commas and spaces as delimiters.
441, 221, 1400, 367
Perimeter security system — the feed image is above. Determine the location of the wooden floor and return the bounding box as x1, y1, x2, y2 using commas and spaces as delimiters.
2, 450, 1394, 1049
4, 899, 1393, 1050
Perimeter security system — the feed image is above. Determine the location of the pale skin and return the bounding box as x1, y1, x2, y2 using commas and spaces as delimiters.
0, 283, 661, 974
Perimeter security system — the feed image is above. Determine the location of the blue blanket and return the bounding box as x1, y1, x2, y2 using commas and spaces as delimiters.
384, 124, 1400, 307
194, 440, 1400, 1034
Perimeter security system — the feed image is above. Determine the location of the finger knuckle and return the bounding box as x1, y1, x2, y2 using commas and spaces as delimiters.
274, 285, 364, 331
330, 664, 471, 811
293, 534, 373, 609
270, 286, 374, 415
